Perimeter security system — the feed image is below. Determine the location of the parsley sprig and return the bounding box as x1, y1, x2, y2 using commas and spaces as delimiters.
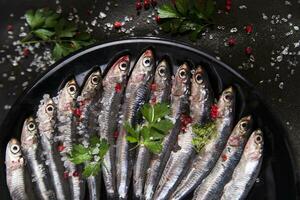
192, 122, 217, 153
158, 0, 215, 41
69, 137, 109, 177
22, 8, 95, 60
125, 103, 174, 154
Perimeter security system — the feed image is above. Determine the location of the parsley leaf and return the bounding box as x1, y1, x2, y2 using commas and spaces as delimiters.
192, 122, 217, 153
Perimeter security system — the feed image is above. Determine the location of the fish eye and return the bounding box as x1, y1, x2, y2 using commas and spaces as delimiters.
10, 144, 20, 154
27, 121, 36, 131
239, 121, 248, 131
91, 75, 100, 85
158, 66, 166, 77
255, 134, 263, 144
179, 69, 187, 79
67, 84, 77, 95
223, 92, 233, 102
195, 73, 203, 84
45, 104, 54, 114
143, 57, 152, 67
119, 61, 128, 71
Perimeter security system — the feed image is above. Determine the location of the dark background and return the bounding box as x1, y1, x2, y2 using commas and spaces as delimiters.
0, 0, 299, 190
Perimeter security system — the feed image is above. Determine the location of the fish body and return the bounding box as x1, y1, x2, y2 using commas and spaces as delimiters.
192, 116, 253, 200
154, 66, 213, 200
144, 63, 191, 200
221, 129, 264, 200
116, 50, 155, 199
76, 70, 103, 200
133, 60, 172, 199
171, 87, 236, 200
36, 94, 70, 200
97, 55, 131, 199
54, 79, 85, 200
20, 117, 56, 200
5, 138, 28, 200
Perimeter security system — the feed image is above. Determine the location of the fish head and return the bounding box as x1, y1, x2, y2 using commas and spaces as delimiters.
20, 117, 38, 149
172, 63, 191, 96
130, 49, 155, 83
190, 66, 211, 102
228, 115, 253, 147
81, 70, 102, 99
217, 86, 235, 118
244, 129, 264, 160
5, 138, 24, 169
154, 59, 171, 91
58, 79, 78, 113
103, 55, 130, 86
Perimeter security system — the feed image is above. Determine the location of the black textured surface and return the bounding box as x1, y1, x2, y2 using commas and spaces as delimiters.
0, 0, 299, 198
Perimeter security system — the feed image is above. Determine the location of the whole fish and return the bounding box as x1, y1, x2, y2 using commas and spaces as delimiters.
154, 66, 213, 200
193, 116, 253, 200
133, 59, 172, 199
5, 138, 28, 200
76, 70, 102, 200
54, 79, 85, 200
144, 63, 191, 200
97, 55, 130, 199
36, 94, 70, 200
221, 129, 264, 200
171, 87, 236, 200
20, 117, 56, 200
116, 49, 155, 199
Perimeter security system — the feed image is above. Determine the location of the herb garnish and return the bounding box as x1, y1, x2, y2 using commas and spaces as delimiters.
22, 8, 95, 60
125, 103, 174, 154
69, 136, 109, 177
158, 0, 215, 41
192, 122, 217, 153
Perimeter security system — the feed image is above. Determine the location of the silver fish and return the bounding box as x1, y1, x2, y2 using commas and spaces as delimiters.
36, 94, 70, 200
193, 116, 253, 200
20, 117, 56, 200
133, 59, 172, 199
97, 55, 130, 199
154, 66, 213, 200
5, 138, 28, 200
76, 70, 102, 200
171, 87, 236, 200
221, 129, 264, 200
116, 49, 155, 199
54, 79, 85, 200
144, 63, 191, 200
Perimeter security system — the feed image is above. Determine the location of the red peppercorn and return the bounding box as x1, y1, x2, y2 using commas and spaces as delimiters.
113, 131, 119, 140
7, 25, 13, 31
23, 48, 30, 57
245, 47, 253, 55
227, 37, 237, 47
73, 171, 79, 177
73, 108, 82, 118
114, 21, 122, 29
150, 83, 157, 91
63, 171, 69, 179
115, 83, 122, 93
144, 0, 150, 9
155, 16, 161, 23
136, 1, 142, 10
210, 104, 219, 120
57, 145, 65, 152
150, 96, 157, 105
245, 24, 253, 34
221, 154, 228, 161
151, 0, 157, 7
225, 5, 231, 12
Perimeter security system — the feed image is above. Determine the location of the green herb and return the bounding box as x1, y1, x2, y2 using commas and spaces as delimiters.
124, 103, 174, 154
22, 8, 95, 60
192, 122, 217, 153
158, 0, 215, 41
69, 136, 109, 177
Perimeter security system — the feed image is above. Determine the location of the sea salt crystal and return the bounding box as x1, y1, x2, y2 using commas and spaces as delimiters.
99, 12, 107, 19
262, 13, 268, 20
230, 28, 238, 33
278, 82, 284, 89
294, 26, 299, 31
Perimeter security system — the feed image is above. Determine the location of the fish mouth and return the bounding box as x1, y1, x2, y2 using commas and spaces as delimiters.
9, 138, 19, 145
144, 49, 153, 58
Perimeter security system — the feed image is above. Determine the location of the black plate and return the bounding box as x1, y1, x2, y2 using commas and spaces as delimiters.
0, 38, 298, 200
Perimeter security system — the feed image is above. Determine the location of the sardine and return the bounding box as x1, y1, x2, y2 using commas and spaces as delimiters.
36, 94, 70, 200
5, 138, 28, 200
97, 55, 130, 199
116, 49, 155, 199
133, 59, 172, 199
77, 70, 102, 200
192, 116, 253, 200
20, 117, 56, 200
54, 79, 85, 200
154, 66, 213, 200
221, 129, 264, 200
144, 63, 191, 200
171, 87, 236, 200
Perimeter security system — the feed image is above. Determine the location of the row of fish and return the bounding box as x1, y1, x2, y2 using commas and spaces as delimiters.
5, 49, 263, 200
